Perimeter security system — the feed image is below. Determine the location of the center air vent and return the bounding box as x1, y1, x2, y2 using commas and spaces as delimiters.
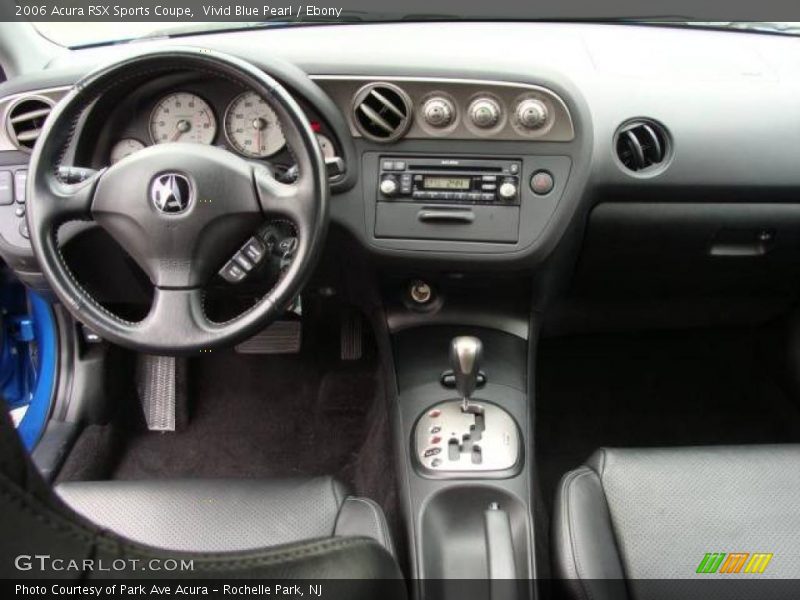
352, 83, 412, 142
6, 97, 54, 151
615, 119, 670, 173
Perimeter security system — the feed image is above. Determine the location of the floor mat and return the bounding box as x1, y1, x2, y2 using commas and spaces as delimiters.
535, 327, 800, 516
111, 351, 380, 483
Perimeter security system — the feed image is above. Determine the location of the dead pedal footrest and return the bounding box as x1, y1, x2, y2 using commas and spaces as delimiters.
136, 354, 176, 432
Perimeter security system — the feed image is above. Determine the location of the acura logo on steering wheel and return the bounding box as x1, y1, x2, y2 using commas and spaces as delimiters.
151, 173, 192, 214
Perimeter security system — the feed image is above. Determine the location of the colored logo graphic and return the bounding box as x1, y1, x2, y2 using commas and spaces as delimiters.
696, 552, 773, 574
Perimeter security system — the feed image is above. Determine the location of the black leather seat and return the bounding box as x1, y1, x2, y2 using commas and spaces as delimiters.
553, 445, 800, 599
0, 410, 403, 585
56, 477, 395, 553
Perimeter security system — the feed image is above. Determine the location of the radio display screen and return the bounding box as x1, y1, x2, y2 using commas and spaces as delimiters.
423, 177, 471, 190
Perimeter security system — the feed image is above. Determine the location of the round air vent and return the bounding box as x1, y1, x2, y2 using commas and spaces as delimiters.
352, 83, 412, 142
6, 96, 54, 152
615, 119, 670, 174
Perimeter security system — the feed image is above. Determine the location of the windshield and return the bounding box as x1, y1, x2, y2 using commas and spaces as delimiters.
32, 20, 800, 48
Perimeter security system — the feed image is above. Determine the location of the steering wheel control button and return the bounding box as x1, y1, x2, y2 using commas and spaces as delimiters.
220, 260, 247, 283
18, 220, 29, 240
242, 237, 266, 263
0, 171, 12, 205
234, 254, 254, 272
530, 170, 555, 195
13, 170, 27, 203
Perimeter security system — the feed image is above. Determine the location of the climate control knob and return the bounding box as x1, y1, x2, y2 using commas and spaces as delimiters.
498, 182, 517, 200
515, 98, 548, 129
422, 96, 455, 128
380, 177, 398, 196
468, 97, 501, 129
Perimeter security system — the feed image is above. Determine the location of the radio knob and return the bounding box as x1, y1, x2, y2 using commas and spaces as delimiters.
469, 97, 501, 129
380, 177, 398, 196
515, 98, 548, 129
422, 96, 455, 128
498, 182, 517, 200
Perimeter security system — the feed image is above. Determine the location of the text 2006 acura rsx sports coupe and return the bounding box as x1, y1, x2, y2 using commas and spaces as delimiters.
0, 12, 799, 599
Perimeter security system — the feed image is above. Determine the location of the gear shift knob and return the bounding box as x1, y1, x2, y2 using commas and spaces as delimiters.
450, 336, 483, 411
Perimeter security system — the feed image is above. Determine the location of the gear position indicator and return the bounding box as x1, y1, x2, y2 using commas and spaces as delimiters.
413, 337, 521, 478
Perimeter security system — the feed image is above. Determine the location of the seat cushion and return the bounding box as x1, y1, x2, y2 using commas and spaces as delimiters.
56, 476, 393, 554
554, 445, 800, 599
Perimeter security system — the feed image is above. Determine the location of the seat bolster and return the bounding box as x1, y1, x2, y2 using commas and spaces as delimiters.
553, 465, 628, 600
335, 496, 395, 555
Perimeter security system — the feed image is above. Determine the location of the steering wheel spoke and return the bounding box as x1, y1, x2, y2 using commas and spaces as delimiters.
135, 287, 212, 347
44, 168, 103, 225
254, 165, 314, 229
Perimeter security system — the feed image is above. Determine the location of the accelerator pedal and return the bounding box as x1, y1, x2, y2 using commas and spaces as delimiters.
136, 355, 177, 432
235, 320, 302, 354
340, 311, 363, 361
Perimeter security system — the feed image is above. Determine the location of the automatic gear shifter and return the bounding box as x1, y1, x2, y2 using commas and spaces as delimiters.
450, 336, 483, 412
413, 335, 521, 477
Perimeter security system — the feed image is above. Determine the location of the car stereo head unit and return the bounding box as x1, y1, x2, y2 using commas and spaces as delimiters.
378, 157, 521, 205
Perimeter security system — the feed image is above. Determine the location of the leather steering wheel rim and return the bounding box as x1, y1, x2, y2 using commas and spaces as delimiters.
26, 48, 329, 354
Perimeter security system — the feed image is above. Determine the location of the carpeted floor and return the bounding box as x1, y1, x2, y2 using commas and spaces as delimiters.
58, 326, 397, 514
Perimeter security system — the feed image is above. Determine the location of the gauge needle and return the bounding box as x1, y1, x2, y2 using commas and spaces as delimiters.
172, 119, 191, 141
253, 117, 266, 153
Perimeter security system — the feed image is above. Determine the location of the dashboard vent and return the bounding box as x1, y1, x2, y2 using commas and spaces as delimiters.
615, 120, 669, 173
6, 97, 54, 151
352, 83, 412, 142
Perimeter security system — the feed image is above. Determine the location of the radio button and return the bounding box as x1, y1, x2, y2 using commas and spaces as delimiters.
382, 160, 395, 171
394, 161, 407, 170
498, 182, 518, 200
380, 177, 399, 196
481, 184, 497, 191
481, 193, 495, 202
509, 163, 520, 174
482, 175, 497, 182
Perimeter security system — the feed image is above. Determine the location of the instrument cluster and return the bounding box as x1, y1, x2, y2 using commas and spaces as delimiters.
105, 84, 338, 168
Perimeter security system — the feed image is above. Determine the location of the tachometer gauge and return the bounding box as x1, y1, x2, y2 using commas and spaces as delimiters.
109, 138, 145, 164
224, 91, 285, 158
149, 92, 217, 145
316, 134, 335, 159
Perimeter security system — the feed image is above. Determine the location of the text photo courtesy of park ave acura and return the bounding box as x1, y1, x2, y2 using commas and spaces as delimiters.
2, 0, 800, 598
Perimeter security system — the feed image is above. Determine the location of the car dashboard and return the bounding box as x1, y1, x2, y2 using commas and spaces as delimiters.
2, 21, 800, 332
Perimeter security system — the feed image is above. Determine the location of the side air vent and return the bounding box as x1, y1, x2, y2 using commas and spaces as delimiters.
352, 83, 412, 142
615, 119, 670, 173
6, 97, 54, 151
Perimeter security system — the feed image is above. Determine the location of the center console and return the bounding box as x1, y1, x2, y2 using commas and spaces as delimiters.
389, 324, 533, 598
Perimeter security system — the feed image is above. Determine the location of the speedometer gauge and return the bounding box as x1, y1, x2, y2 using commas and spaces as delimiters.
149, 92, 217, 145
224, 91, 285, 158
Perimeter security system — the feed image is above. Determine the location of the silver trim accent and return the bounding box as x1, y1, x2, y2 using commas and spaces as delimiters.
414, 399, 521, 477
1, 88, 67, 152
314, 75, 574, 142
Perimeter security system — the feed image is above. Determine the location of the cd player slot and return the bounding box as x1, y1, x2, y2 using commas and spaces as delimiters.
408, 164, 503, 173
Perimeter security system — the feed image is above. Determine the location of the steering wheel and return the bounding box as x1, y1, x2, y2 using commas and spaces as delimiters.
26, 48, 329, 354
